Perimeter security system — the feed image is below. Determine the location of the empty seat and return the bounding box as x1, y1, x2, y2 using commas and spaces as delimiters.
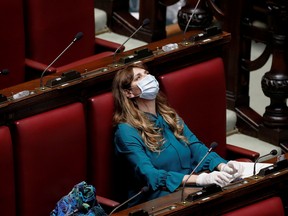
13, 103, 87, 216
23, 0, 121, 79
0, 126, 16, 216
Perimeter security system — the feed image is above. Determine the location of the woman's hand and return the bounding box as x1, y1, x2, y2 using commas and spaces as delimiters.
219, 161, 244, 179
196, 171, 233, 187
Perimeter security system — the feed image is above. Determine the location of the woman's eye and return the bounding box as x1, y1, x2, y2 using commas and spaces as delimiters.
135, 75, 143, 81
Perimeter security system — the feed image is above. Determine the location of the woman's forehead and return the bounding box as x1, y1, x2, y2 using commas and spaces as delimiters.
133, 67, 146, 75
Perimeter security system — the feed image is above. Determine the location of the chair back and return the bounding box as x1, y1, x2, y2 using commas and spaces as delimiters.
13, 103, 87, 216
0, 0, 25, 88
24, 0, 95, 67
158, 58, 227, 157
0, 126, 16, 216
87, 92, 126, 202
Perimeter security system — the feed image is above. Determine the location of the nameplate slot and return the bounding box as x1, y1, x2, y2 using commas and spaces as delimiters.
185, 184, 222, 202
258, 159, 288, 176
120, 48, 153, 64
45, 70, 81, 87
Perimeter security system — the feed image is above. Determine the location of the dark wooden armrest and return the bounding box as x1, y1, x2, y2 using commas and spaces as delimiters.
226, 143, 260, 162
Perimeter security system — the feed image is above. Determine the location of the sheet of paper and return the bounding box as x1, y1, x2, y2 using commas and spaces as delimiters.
238, 162, 273, 178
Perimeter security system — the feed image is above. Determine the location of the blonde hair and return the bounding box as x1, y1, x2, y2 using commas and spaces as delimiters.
112, 63, 188, 152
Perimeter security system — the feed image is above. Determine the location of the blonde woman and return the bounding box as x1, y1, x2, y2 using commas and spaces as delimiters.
112, 63, 243, 206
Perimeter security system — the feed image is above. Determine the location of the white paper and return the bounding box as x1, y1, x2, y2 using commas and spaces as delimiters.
238, 162, 273, 178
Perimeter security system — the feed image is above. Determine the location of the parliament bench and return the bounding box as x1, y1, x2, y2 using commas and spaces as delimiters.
0, 57, 262, 216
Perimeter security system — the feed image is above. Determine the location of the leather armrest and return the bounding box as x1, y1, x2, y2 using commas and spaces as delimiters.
226, 144, 260, 162
95, 37, 124, 53
25, 58, 57, 74
96, 195, 120, 208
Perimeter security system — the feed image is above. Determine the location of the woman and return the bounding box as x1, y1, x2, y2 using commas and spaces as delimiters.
112, 63, 243, 206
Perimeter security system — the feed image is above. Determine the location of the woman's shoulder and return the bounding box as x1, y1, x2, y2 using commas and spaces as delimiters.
116, 122, 134, 129
114, 123, 142, 144
115, 123, 138, 134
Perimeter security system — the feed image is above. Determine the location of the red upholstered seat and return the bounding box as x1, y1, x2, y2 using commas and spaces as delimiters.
0, 126, 16, 216
87, 92, 125, 202
0, 0, 25, 89
158, 58, 259, 161
14, 103, 87, 216
23, 0, 121, 78
222, 196, 285, 216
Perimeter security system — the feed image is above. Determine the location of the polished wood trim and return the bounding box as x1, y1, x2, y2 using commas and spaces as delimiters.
0, 31, 230, 125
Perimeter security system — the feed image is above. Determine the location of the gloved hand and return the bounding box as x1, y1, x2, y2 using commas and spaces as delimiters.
196, 171, 233, 187
220, 161, 244, 179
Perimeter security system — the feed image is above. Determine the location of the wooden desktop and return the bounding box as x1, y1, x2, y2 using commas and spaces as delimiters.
0, 30, 230, 125
112, 155, 288, 216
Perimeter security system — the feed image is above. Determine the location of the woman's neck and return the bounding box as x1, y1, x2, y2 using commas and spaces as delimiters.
136, 98, 157, 115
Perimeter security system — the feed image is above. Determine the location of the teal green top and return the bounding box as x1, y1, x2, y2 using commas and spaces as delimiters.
114, 113, 226, 206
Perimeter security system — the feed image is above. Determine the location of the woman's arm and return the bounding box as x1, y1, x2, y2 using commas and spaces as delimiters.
182, 123, 227, 171
114, 123, 185, 192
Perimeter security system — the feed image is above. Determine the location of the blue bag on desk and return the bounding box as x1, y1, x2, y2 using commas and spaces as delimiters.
50, 181, 107, 216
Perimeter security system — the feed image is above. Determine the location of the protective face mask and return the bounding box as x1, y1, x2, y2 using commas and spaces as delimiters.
137, 74, 159, 100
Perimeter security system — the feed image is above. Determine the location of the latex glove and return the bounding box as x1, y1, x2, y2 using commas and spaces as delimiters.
196, 171, 233, 187
220, 161, 244, 179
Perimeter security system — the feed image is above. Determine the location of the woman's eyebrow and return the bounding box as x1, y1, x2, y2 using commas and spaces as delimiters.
133, 69, 144, 78
133, 72, 141, 81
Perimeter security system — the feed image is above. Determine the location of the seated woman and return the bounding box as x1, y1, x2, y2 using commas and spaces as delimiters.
112, 62, 244, 207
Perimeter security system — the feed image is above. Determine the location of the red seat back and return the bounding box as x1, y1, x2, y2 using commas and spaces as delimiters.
222, 196, 285, 216
0, 0, 25, 89
0, 126, 16, 216
24, 0, 95, 67
87, 92, 126, 202
14, 103, 87, 216
158, 58, 227, 157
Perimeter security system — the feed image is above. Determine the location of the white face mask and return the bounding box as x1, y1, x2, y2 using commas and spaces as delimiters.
137, 74, 159, 100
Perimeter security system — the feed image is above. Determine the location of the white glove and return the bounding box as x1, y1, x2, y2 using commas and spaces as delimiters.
220, 161, 244, 179
196, 171, 233, 187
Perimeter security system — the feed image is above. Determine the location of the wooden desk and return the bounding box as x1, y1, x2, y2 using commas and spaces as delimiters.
0, 31, 230, 125
113, 156, 288, 216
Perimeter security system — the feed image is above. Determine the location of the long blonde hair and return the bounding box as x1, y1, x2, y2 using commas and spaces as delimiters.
112, 63, 188, 152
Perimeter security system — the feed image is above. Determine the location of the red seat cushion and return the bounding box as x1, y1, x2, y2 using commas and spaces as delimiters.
14, 102, 87, 216
0, 126, 16, 216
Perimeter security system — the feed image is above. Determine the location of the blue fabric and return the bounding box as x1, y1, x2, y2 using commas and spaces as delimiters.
114, 113, 226, 206
50, 181, 107, 216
